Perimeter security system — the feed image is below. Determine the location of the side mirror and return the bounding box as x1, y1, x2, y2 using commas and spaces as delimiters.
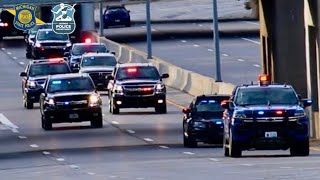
161, 73, 169, 79
64, 52, 70, 57
221, 100, 230, 109
31, 37, 35, 41
111, 51, 116, 55
107, 75, 114, 80
302, 99, 312, 107
20, 72, 27, 77
127, 10, 131, 13
182, 107, 191, 114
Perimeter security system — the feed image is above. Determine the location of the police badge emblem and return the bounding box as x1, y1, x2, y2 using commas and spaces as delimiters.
13, 4, 36, 31
51, 3, 76, 34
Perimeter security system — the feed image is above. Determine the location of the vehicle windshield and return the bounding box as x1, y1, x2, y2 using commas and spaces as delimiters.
37, 30, 68, 41
107, 8, 128, 14
81, 56, 117, 67
47, 77, 95, 93
234, 87, 299, 106
195, 98, 226, 112
29, 63, 70, 77
71, 45, 108, 55
116, 66, 160, 80
30, 24, 52, 35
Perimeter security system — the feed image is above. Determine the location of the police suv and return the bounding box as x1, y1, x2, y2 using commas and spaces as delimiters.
221, 75, 312, 157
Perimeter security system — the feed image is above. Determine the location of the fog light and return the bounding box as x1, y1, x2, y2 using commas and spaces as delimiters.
116, 101, 122, 105
158, 99, 164, 103
50, 116, 54, 119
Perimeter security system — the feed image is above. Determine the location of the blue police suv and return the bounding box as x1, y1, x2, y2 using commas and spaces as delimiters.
221, 74, 312, 157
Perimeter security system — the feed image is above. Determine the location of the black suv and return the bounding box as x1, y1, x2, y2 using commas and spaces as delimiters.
182, 94, 230, 148
221, 75, 312, 157
31, 29, 72, 59
25, 23, 52, 59
20, 59, 72, 109
103, 5, 131, 28
64, 43, 111, 72
107, 63, 169, 114
40, 73, 103, 130
0, 10, 24, 40
79, 52, 117, 91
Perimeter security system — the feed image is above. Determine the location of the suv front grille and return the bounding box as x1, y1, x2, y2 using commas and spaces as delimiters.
124, 85, 155, 96
41, 42, 67, 46
89, 72, 111, 80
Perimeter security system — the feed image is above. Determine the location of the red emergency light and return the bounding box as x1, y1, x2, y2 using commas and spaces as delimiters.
275, 110, 284, 115
84, 38, 92, 43
258, 74, 271, 85
127, 68, 137, 73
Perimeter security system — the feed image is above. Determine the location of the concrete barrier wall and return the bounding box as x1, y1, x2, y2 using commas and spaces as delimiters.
93, 33, 236, 96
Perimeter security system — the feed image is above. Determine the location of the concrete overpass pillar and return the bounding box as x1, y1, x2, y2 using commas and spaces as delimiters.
79, 3, 96, 42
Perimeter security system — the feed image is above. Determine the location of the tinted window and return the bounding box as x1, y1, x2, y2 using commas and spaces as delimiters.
29, 63, 70, 76
195, 97, 228, 112
116, 66, 160, 80
81, 56, 117, 67
30, 24, 52, 35
234, 87, 299, 105
106, 8, 128, 14
37, 30, 68, 41
47, 77, 95, 93
71, 45, 107, 55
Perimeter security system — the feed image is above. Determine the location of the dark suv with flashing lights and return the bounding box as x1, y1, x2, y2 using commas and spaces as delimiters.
107, 63, 169, 114
182, 94, 230, 148
39, 73, 103, 130
221, 75, 312, 157
20, 59, 72, 109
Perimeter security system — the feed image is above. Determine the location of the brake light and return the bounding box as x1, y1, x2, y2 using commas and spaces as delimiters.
84, 38, 92, 43
48, 58, 64, 62
127, 68, 137, 73
258, 74, 271, 85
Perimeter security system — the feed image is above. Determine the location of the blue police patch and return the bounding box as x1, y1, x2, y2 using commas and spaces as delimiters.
13, 4, 36, 31
51, 3, 76, 34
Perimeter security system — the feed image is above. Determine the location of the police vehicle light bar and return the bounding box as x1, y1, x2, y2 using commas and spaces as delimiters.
258, 74, 271, 85
127, 68, 137, 73
85, 38, 92, 43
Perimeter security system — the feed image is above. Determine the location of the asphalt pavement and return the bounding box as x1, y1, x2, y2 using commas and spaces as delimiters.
2, 38, 320, 179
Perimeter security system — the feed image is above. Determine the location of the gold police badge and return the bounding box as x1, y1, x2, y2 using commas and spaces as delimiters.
14, 4, 36, 31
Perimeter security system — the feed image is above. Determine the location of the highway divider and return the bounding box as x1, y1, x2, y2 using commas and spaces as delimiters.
90, 32, 236, 96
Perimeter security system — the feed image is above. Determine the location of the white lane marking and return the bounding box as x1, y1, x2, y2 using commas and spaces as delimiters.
209, 158, 219, 162
137, 178, 145, 180
208, 49, 213, 52
111, 121, 119, 125
151, 28, 156, 31
183, 152, 195, 155
88, 172, 96, 175
42, 151, 51, 155
159, 145, 169, 149
245, 21, 259, 25
280, 167, 293, 169
237, 58, 245, 62
0, 113, 19, 132
222, 54, 229, 57
109, 175, 118, 178
141, 26, 146, 28
7, 52, 12, 55
181, 40, 187, 43
198, 24, 203, 27
193, 44, 199, 47
126, 130, 135, 134
19, 62, 25, 65
241, 37, 261, 45
1, 48, 5, 50
241, 164, 254, 166
56, 158, 65, 162
144, 138, 154, 142
253, 64, 261, 67
70, 165, 79, 169
30, 144, 39, 148
13, 57, 17, 59
18, 136, 27, 139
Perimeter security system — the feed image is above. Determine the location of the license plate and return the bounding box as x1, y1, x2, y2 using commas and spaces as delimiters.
265, 131, 277, 138
69, 113, 79, 119
50, 46, 59, 48
115, 19, 120, 22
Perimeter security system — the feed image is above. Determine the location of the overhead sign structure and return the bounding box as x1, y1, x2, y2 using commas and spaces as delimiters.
51, 3, 76, 34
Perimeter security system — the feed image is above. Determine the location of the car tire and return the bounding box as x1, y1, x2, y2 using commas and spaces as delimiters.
42, 115, 52, 130
125, 22, 131, 27
24, 97, 34, 109
290, 139, 309, 156
26, 51, 31, 59
155, 103, 167, 114
183, 133, 197, 148
229, 130, 242, 157
110, 98, 119, 114
223, 134, 230, 157
91, 115, 103, 128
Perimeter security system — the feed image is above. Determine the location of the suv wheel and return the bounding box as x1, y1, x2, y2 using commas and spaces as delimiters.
91, 114, 103, 128
290, 139, 309, 156
110, 98, 119, 114
223, 134, 230, 157
229, 130, 242, 157
26, 48, 31, 59
183, 133, 197, 148
23, 96, 34, 109
42, 115, 52, 130
155, 103, 167, 114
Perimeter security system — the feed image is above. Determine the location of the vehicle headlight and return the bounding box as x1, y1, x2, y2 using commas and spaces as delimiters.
27, 80, 36, 88
114, 85, 124, 95
48, 98, 55, 106
89, 94, 100, 107
155, 83, 165, 93
233, 111, 246, 119
66, 42, 72, 47
193, 121, 206, 128
294, 110, 306, 117
35, 42, 41, 48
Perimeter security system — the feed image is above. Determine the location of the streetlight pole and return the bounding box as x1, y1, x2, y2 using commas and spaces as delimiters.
146, 0, 152, 59
212, 0, 222, 82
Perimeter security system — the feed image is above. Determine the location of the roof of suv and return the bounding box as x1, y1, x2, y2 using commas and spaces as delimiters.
116, 63, 154, 68
82, 52, 115, 57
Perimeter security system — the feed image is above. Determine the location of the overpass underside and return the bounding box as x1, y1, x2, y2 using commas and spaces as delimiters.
259, 0, 320, 138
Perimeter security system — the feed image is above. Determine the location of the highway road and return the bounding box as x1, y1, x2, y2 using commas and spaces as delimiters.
1, 38, 320, 179
126, 36, 261, 85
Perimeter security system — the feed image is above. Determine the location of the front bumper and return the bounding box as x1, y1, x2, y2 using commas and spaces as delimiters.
104, 18, 130, 26
44, 107, 102, 123
25, 88, 43, 103
113, 93, 166, 108
33, 47, 70, 57
190, 122, 224, 144
231, 117, 309, 150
